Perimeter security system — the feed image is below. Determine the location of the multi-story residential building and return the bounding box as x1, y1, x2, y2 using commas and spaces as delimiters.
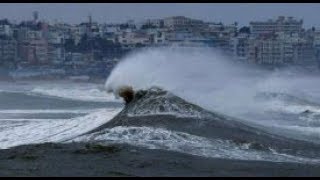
276, 31, 316, 65
77, 23, 90, 37
313, 30, 320, 45
152, 31, 166, 45
15, 21, 49, 65
20, 39, 48, 65
0, 37, 17, 64
164, 30, 211, 47
276, 32, 299, 64
248, 34, 282, 64
49, 22, 73, 39
165, 30, 194, 42
90, 22, 100, 37
72, 28, 83, 45
142, 19, 164, 28
292, 40, 315, 66
163, 16, 205, 31
0, 19, 13, 37
250, 16, 303, 36
117, 31, 151, 47
206, 22, 237, 37
26, 30, 43, 39
313, 30, 320, 67
248, 32, 315, 66
197, 22, 237, 53
47, 30, 65, 64
230, 33, 249, 61
259, 39, 283, 65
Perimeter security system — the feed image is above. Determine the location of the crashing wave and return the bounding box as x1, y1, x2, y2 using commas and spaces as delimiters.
86, 87, 320, 162
105, 84, 210, 118
121, 86, 205, 118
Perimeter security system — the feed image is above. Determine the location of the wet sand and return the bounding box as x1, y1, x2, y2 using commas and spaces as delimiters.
0, 142, 319, 177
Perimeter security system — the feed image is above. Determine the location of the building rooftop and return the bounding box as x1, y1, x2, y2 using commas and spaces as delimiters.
250, 16, 303, 25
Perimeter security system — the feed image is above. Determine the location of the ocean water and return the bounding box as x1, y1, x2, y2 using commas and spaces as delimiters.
0, 81, 123, 148
1, 48, 320, 166
0, 80, 319, 165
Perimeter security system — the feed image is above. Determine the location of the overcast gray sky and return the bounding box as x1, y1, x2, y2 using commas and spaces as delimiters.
1, 3, 320, 28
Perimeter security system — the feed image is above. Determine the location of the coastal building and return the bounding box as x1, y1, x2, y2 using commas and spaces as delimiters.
248, 33, 282, 64
248, 32, 316, 66
0, 37, 17, 66
0, 14, 318, 74
47, 31, 65, 65
163, 16, 205, 31
313, 30, 320, 67
250, 16, 303, 36
19, 39, 48, 65
292, 40, 315, 66
230, 33, 249, 61
164, 30, 210, 47
0, 19, 13, 37
142, 19, 164, 29
117, 31, 151, 47
152, 31, 166, 45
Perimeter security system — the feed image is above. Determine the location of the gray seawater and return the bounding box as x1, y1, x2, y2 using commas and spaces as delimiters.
1, 81, 320, 166
0, 81, 123, 149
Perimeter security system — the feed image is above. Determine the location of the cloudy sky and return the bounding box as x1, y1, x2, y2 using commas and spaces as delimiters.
0, 3, 319, 28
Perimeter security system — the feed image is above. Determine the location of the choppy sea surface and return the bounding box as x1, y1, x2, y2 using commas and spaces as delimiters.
0, 80, 320, 166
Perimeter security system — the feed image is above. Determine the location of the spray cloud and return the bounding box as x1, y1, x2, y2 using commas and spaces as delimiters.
105, 47, 320, 142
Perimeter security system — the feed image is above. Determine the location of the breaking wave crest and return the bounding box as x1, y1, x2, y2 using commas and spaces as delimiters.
104, 47, 320, 144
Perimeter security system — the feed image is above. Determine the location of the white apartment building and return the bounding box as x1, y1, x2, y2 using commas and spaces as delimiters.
250, 16, 303, 36
248, 32, 315, 65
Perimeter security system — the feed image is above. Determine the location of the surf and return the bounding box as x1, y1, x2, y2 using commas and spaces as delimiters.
104, 47, 320, 144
